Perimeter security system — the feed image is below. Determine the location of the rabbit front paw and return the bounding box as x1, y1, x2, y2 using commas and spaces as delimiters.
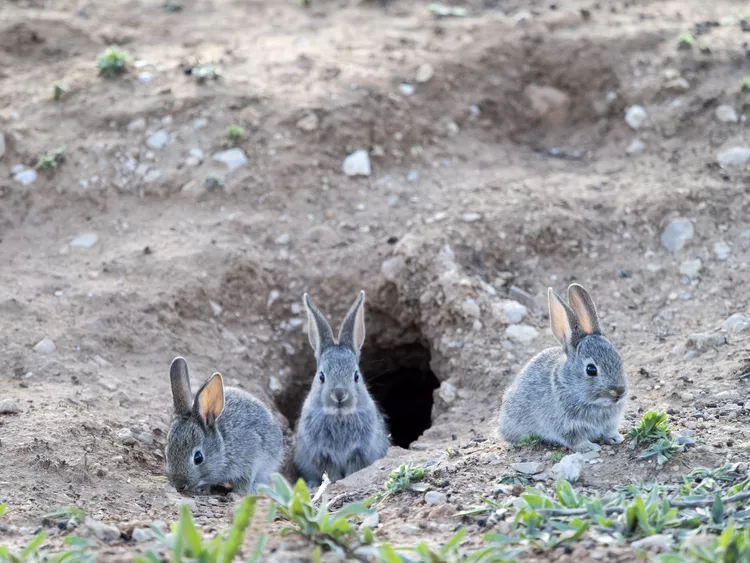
572, 440, 601, 453
603, 433, 624, 445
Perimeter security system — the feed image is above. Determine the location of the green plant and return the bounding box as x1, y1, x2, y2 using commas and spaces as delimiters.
512, 435, 542, 448
259, 475, 376, 561
741, 77, 750, 92
162, 2, 184, 12
384, 463, 428, 495
37, 147, 66, 171
225, 125, 245, 146
96, 47, 130, 78
678, 32, 695, 50
640, 437, 682, 466
52, 81, 65, 101
136, 495, 264, 563
628, 411, 670, 445
204, 174, 225, 191
549, 451, 566, 463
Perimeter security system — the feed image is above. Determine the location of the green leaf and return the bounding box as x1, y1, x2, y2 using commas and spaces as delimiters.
0, 504, 6, 519
712, 494, 725, 525
556, 480, 579, 508
362, 526, 374, 545
21, 530, 47, 558
174, 504, 203, 559
312, 545, 322, 563
247, 533, 266, 563
377, 544, 403, 563
440, 528, 466, 554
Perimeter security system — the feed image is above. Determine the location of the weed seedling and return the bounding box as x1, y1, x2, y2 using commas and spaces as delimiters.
162, 2, 184, 12
627, 411, 670, 446
97, 47, 130, 78
204, 174, 225, 191
52, 81, 66, 100
741, 76, 750, 92
37, 147, 66, 171
677, 32, 695, 50
225, 125, 245, 146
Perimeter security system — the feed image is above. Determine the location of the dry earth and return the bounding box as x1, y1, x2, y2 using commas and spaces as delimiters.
1, 0, 750, 560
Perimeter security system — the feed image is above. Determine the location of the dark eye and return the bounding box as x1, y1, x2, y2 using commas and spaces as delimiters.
319, 372, 325, 384
193, 450, 204, 465
354, 370, 360, 382
586, 364, 598, 377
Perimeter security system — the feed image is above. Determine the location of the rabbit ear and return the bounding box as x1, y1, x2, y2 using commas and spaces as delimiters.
567, 284, 601, 335
170, 357, 192, 416
338, 291, 366, 354
548, 288, 579, 350
304, 293, 335, 359
194, 373, 225, 427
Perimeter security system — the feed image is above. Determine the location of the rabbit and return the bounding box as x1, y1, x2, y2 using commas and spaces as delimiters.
498, 284, 627, 453
293, 291, 390, 487
165, 357, 284, 495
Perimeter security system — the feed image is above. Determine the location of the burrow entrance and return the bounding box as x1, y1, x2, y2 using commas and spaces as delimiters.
275, 315, 439, 449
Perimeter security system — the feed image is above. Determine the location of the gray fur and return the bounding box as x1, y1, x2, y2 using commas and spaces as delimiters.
293, 292, 390, 486
498, 284, 627, 452
165, 357, 284, 495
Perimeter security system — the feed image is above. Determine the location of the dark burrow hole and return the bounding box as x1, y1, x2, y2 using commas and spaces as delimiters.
276, 338, 439, 449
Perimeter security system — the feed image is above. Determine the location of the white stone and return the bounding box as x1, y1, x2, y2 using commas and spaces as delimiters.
461, 298, 481, 319
146, 130, 170, 150
137, 72, 153, 84
438, 381, 456, 404
213, 148, 248, 170
116, 428, 136, 445
723, 313, 750, 334
269, 376, 282, 394
14, 168, 37, 185
461, 212, 482, 223
501, 300, 528, 324
136, 432, 154, 446
192, 118, 208, 130
680, 392, 695, 402
399, 83, 415, 96
415, 64, 434, 83
342, 150, 371, 177
296, 113, 319, 132
626, 138, 646, 156
131, 528, 153, 542
551, 453, 585, 482
381, 256, 405, 282
625, 105, 648, 129
127, 118, 146, 132
661, 218, 694, 251
85, 518, 120, 542
685, 332, 726, 353
713, 241, 730, 261
717, 147, 750, 169
209, 301, 222, 316
275, 233, 290, 245
512, 462, 546, 475
715, 390, 740, 401
505, 324, 539, 345
0, 399, 20, 414
33, 338, 56, 354
632, 535, 674, 553
71, 233, 99, 248
679, 259, 702, 279
189, 148, 204, 160
424, 491, 447, 506
715, 105, 738, 123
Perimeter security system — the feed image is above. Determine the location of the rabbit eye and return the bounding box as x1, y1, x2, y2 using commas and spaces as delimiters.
354, 370, 360, 382
193, 450, 204, 465
319, 372, 325, 384
586, 364, 598, 377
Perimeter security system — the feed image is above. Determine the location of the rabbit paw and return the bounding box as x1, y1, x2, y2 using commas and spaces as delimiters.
603, 433, 624, 445
572, 440, 601, 453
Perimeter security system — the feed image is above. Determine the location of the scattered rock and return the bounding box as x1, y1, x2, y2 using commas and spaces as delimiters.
626, 138, 646, 156
185, 148, 204, 167
0, 399, 20, 414
551, 453, 585, 482
269, 376, 282, 394
715, 390, 740, 401
632, 535, 674, 553
415, 64, 434, 83
512, 462, 545, 475
505, 324, 539, 345
342, 150, 371, 177
213, 148, 249, 171
661, 218, 694, 251
296, 113, 319, 132
461, 212, 482, 223
127, 118, 146, 132
461, 298, 481, 319
438, 381, 456, 404
717, 147, 750, 169
131, 528, 153, 542
381, 256, 405, 282
664, 77, 690, 91
14, 168, 37, 185
680, 392, 695, 402
501, 300, 528, 324
625, 105, 648, 130
679, 259, 702, 280
136, 431, 154, 446
399, 83, 415, 96
146, 130, 170, 150
713, 241, 730, 261
715, 105, 739, 123
685, 332, 726, 354
509, 286, 538, 310
722, 313, 750, 334
33, 338, 56, 355
275, 233, 290, 245
0, 132, 5, 160
424, 491, 447, 506
71, 233, 99, 248
116, 428, 136, 445
524, 84, 571, 125
192, 118, 208, 130
209, 300, 222, 316
85, 518, 120, 542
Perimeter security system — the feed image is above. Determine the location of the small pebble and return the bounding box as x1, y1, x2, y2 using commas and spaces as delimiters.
33, 338, 56, 354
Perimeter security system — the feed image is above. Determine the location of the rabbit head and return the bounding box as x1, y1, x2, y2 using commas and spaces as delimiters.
303, 291, 370, 416
549, 284, 627, 407
166, 357, 229, 492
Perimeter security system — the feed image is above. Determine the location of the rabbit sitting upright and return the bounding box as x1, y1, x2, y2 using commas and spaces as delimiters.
166, 357, 284, 495
293, 291, 390, 486
498, 284, 627, 452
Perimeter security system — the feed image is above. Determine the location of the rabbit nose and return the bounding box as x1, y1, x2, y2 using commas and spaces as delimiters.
173, 479, 188, 492
332, 389, 348, 403
612, 386, 626, 397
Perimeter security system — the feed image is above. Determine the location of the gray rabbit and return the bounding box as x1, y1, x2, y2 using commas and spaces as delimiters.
293, 291, 390, 486
498, 284, 627, 452
165, 357, 284, 495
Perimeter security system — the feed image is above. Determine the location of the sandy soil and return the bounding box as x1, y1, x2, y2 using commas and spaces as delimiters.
1, 0, 749, 559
